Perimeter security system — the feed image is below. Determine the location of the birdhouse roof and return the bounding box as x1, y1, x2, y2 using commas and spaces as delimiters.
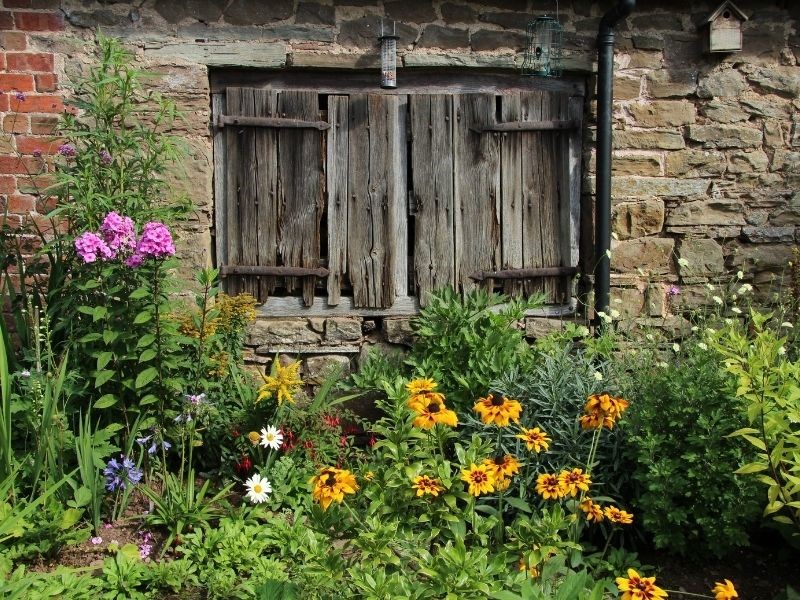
704, 1, 749, 24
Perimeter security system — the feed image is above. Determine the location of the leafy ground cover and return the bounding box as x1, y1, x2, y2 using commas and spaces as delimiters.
1, 36, 798, 599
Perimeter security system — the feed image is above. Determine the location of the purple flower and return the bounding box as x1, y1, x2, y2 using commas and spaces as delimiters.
58, 143, 76, 157
32, 149, 42, 158
137, 222, 176, 259
668, 285, 680, 297
99, 149, 113, 165
14, 90, 25, 102
186, 393, 206, 405
100, 211, 136, 253
91, 536, 103, 545
139, 543, 152, 559
75, 231, 114, 263
103, 454, 143, 492
124, 253, 144, 268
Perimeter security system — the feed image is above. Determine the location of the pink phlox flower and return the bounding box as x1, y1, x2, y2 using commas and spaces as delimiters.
137, 222, 175, 258
124, 253, 144, 268
101, 211, 136, 253
58, 143, 76, 157
75, 231, 113, 263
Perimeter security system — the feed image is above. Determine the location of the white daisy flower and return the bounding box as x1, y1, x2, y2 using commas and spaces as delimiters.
712, 296, 723, 305
245, 474, 272, 504
260, 426, 283, 451
731, 307, 742, 314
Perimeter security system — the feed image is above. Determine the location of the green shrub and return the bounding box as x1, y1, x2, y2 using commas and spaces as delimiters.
624, 343, 762, 557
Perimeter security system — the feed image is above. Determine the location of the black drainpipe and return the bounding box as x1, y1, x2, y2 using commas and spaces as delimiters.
595, 0, 635, 320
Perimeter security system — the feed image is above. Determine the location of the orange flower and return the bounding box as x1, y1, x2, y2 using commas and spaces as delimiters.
412, 475, 444, 497
473, 394, 522, 427
579, 499, 604, 523
558, 468, 591, 497
518, 557, 540, 578
310, 467, 358, 511
712, 579, 738, 600
535, 473, 567, 500
483, 455, 521, 480
461, 463, 495, 496
616, 569, 667, 600
516, 427, 550, 452
604, 505, 634, 525
410, 393, 458, 429
580, 392, 629, 430
406, 378, 438, 395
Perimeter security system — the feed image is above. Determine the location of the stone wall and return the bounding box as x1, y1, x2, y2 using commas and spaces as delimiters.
1, 0, 799, 375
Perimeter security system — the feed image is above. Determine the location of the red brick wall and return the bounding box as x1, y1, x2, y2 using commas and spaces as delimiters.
0, 0, 64, 283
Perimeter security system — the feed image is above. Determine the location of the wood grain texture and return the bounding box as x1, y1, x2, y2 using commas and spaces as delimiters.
454, 94, 500, 295
520, 91, 546, 298
326, 95, 349, 306
347, 94, 398, 308
411, 94, 455, 306
277, 90, 323, 306
212, 93, 227, 270
224, 87, 243, 296
254, 88, 279, 299
500, 93, 524, 297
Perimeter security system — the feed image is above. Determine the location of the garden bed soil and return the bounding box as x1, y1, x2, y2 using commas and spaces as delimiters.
643, 542, 800, 600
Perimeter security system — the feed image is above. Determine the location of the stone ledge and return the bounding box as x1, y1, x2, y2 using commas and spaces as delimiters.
143, 41, 286, 68
254, 345, 361, 355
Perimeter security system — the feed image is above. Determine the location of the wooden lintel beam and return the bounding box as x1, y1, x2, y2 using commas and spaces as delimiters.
216, 115, 330, 130
470, 266, 578, 281
470, 119, 580, 133
220, 266, 330, 278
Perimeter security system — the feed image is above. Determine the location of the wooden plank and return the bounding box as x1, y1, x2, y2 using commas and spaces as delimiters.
216, 115, 330, 130
453, 93, 500, 295
395, 95, 408, 299
238, 89, 260, 297
347, 94, 397, 308
520, 91, 545, 298
210, 70, 586, 97
224, 87, 243, 296
212, 93, 227, 270
220, 266, 328, 277
470, 267, 578, 281
500, 93, 523, 297
277, 90, 323, 307
326, 96, 349, 306
540, 92, 564, 302
472, 119, 580, 132
253, 88, 279, 299
565, 95, 583, 270
411, 94, 455, 306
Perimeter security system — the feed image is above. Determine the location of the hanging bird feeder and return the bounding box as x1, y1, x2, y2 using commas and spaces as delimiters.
379, 20, 399, 89
522, 15, 564, 77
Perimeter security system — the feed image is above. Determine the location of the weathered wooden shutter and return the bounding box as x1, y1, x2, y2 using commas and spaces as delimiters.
411, 91, 581, 305
223, 88, 323, 306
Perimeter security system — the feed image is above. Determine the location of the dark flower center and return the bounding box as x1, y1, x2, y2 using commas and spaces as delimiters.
473, 472, 487, 483
428, 402, 441, 413
491, 395, 505, 406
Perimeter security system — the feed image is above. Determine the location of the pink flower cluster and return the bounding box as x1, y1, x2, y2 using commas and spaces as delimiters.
74, 212, 176, 266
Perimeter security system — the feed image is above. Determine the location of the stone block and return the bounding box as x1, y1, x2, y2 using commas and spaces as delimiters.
667, 200, 746, 226
248, 319, 320, 345
384, 318, 415, 346
687, 124, 762, 149
478, 11, 530, 30
611, 237, 675, 275
470, 29, 525, 51
610, 286, 645, 318
403, 53, 516, 69
677, 238, 725, 278
740, 97, 790, 119
296, 3, 335, 25
153, 0, 226, 24
613, 130, 684, 150
612, 199, 665, 239
665, 149, 725, 177
143, 41, 286, 68
628, 100, 695, 127
728, 150, 769, 174
325, 317, 362, 342
614, 75, 642, 100
700, 100, 748, 123
524, 317, 565, 339
632, 35, 664, 51
771, 149, 800, 172
646, 283, 669, 317
697, 69, 748, 99
612, 154, 661, 176
386, 0, 436, 23
441, 3, 476, 23
741, 65, 800, 97
741, 226, 795, 243
763, 121, 784, 148
223, 0, 293, 25
729, 243, 793, 272
339, 17, 417, 48
417, 25, 469, 49
611, 177, 708, 198
625, 51, 663, 70
646, 69, 697, 98
304, 355, 351, 385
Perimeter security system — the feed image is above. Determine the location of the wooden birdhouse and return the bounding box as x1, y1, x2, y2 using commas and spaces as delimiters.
703, 1, 748, 53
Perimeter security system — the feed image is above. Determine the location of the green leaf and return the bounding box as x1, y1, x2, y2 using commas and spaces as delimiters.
77, 306, 95, 316
504, 497, 532, 513
79, 332, 102, 343
96, 351, 113, 371
129, 287, 150, 300
94, 370, 115, 388
92, 306, 108, 321
137, 334, 156, 349
139, 349, 157, 363
102, 329, 118, 345
94, 394, 117, 409
59, 508, 82, 530
133, 311, 152, 325
139, 394, 159, 406
735, 462, 768, 475
135, 367, 158, 389
742, 434, 767, 451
